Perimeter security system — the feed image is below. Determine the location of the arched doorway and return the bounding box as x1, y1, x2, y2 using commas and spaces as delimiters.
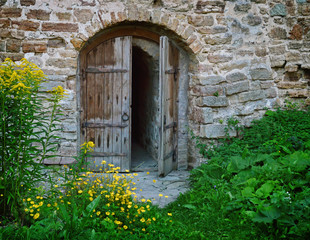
78, 26, 189, 176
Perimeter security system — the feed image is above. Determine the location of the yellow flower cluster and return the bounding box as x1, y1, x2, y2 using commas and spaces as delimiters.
47, 85, 68, 101
23, 195, 44, 220
81, 141, 95, 153
0, 58, 45, 96
22, 159, 171, 233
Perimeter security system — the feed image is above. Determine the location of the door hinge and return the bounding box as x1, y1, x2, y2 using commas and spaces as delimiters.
173, 150, 177, 162
81, 69, 86, 80
173, 68, 179, 81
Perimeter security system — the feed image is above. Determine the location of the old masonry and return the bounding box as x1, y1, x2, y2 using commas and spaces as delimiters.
0, 0, 309, 176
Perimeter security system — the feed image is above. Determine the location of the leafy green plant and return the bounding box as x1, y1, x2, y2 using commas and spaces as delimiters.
0, 58, 66, 222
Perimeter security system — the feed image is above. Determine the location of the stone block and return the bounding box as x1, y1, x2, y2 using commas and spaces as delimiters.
188, 15, 214, 27
270, 3, 287, 16
234, 2, 251, 12
42, 23, 79, 32
250, 81, 261, 90
269, 27, 287, 39
285, 64, 298, 72
226, 71, 247, 82
236, 100, 267, 116
289, 24, 303, 40
288, 89, 308, 98
48, 38, 66, 48
200, 26, 228, 34
189, 40, 203, 54
195, 1, 225, 13
261, 81, 274, 89
190, 107, 214, 124
190, 85, 224, 96
12, 20, 40, 31
255, 47, 267, 57
6, 39, 21, 53
220, 60, 250, 72
268, 45, 286, 55
250, 67, 272, 80
200, 124, 236, 138
0, 53, 24, 61
22, 42, 47, 53
286, 51, 303, 63
242, 14, 262, 26
198, 75, 226, 85
289, 42, 302, 49
182, 26, 195, 40
284, 72, 302, 81
205, 33, 232, 45
226, 81, 250, 95
196, 96, 228, 107
26, 9, 50, 20
239, 90, 265, 102
73, 9, 93, 24
0, 8, 22, 18
0, 19, 10, 28
298, 3, 310, 16
70, 38, 84, 50
40, 81, 65, 91
266, 88, 277, 98
278, 81, 307, 89
0, 40, 5, 52
20, 0, 36, 6
207, 54, 233, 63
46, 58, 77, 68
56, 12, 72, 21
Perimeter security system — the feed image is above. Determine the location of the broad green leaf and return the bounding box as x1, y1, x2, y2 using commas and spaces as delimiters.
59, 204, 70, 223
183, 204, 196, 210
260, 205, 281, 220
227, 156, 249, 173
86, 195, 101, 214
255, 182, 274, 198
241, 186, 254, 197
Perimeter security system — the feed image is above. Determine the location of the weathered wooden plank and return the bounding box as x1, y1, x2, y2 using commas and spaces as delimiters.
121, 36, 132, 171
82, 122, 129, 128
159, 36, 179, 177
86, 67, 128, 73
90, 152, 127, 157
111, 37, 124, 169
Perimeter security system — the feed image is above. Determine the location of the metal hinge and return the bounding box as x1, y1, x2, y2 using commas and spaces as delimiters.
165, 68, 179, 81
81, 69, 86, 80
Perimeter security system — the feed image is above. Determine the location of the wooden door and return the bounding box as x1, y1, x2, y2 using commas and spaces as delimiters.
80, 36, 132, 172
158, 36, 179, 177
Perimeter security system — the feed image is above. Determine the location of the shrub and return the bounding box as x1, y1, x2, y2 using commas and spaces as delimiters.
184, 109, 310, 239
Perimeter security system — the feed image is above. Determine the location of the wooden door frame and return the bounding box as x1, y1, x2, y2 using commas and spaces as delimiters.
77, 26, 189, 172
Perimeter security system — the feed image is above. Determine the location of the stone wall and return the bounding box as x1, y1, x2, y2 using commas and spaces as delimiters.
0, 0, 309, 168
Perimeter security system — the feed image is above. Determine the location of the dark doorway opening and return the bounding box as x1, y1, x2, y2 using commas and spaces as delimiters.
131, 44, 159, 171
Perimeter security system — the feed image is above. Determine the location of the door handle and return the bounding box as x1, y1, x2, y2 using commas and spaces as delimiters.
122, 112, 129, 122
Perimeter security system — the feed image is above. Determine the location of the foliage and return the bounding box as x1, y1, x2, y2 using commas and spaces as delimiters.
195, 109, 310, 159
173, 108, 310, 239
0, 145, 187, 239
0, 58, 66, 222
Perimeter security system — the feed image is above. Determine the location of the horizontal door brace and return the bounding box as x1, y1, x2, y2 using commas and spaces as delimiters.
90, 152, 127, 157
86, 67, 128, 73
82, 122, 128, 128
